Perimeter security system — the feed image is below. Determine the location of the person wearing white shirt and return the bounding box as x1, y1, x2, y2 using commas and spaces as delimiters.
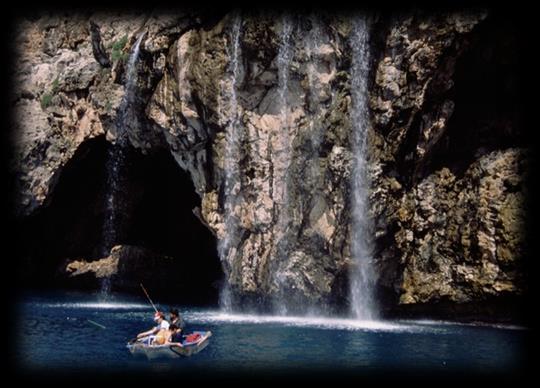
136, 311, 170, 344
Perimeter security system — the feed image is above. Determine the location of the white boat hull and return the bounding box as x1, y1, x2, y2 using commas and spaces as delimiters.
127, 331, 212, 359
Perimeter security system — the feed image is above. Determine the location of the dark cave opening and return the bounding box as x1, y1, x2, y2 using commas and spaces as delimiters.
422, 11, 525, 178
15, 136, 222, 306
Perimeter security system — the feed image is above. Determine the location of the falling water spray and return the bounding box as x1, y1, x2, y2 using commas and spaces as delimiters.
349, 15, 377, 321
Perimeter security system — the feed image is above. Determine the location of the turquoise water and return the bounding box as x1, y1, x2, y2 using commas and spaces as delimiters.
13, 291, 528, 380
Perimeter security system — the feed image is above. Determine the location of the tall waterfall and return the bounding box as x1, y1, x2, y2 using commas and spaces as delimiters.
100, 32, 145, 294
275, 14, 293, 220
271, 14, 295, 315
218, 14, 243, 312
349, 16, 377, 320
306, 15, 323, 151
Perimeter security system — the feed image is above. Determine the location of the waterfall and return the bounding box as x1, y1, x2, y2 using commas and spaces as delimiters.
100, 32, 145, 295
349, 16, 377, 321
306, 15, 323, 151
218, 14, 243, 312
270, 14, 295, 315
275, 14, 293, 218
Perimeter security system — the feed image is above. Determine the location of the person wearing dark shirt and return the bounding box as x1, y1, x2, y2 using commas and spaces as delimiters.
167, 324, 184, 345
169, 308, 185, 330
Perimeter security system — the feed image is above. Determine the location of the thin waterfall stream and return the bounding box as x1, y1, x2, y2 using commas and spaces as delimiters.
271, 14, 295, 315
306, 14, 324, 151
99, 32, 145, 295
349, 16, 377, 321
218, 14, 243, 312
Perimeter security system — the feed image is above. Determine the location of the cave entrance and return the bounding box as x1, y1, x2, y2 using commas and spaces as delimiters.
422, 11, 524, 178
16, 136, 222, 307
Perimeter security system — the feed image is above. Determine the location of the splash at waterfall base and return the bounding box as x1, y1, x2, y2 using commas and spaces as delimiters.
13, 291, 528, 381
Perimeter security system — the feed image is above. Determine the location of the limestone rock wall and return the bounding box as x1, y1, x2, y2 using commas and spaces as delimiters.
367, 12, 527, 308
11, 9, 528, 315
147, 13, 357, 310
10, 11, 204, 216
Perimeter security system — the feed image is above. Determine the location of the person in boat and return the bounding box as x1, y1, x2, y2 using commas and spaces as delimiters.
136, 311, 170, 344
166, 324, 184, 346
169, 308, 185, 330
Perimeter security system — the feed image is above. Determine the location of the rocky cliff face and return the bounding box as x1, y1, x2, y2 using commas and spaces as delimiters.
367, 12, 527, 313
10, 9, 527, 317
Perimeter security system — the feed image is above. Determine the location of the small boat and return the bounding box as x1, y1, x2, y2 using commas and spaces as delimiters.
127, 331, 212, 359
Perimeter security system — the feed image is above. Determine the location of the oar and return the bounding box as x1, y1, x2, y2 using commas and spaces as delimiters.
140, 283, 158, 313
87, 319, 106, 329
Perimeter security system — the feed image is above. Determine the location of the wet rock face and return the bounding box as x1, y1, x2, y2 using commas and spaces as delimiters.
12, 10, 528, 315
368, 12, 528, 309
396, 149, 527, 304
147, 13, 357, 311
10, 12, 202, 217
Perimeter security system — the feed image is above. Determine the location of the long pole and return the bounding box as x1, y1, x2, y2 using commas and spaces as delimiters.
87, 319, 107, 329
140, 283, 158, 313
